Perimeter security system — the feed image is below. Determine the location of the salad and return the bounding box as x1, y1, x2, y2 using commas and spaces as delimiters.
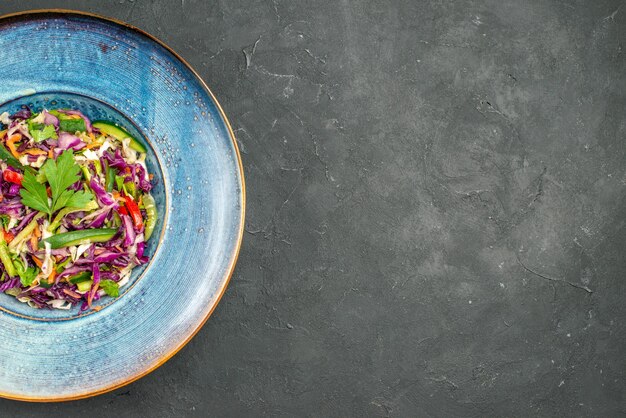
0, 107, 157, 311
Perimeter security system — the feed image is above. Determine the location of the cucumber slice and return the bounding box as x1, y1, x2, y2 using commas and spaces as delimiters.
92, 121, 147, 153
39, 276, 53, 289
68, 271, 92, 284
76, 280, 93, 292
39, 228, 117, 249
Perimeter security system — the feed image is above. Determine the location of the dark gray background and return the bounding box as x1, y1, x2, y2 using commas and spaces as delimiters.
0, 1, 624, 417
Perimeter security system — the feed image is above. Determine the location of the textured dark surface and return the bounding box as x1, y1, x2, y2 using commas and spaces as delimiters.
0, 0, 624, 417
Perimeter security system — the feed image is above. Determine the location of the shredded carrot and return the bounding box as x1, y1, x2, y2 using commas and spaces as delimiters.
6, 134, 22, 159
0, 195, 3, 203
87, 283, 98, 306
48, 269, 56, 282
32, 256, 43, 268
85, 141, 101, 149
2, 230, 14, 243
48, 149, 53, 159
24, 148, 47, 156
112, 191, 126, 202
63, 288, 81, 299
92, 305, 103, 312
89, 132, 95, 141
33, 225, 41, 238
30, 234, 38, 251
148, 174, 154, 180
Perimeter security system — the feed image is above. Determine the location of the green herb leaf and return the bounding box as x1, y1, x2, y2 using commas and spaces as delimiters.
14, 259, 39, 287
59, 118, 86, 133
115, 175, 124, 192
28, 121, 44, 133
0, 215, 10, 230
30, 124, 58, 142
99, 279, 119, 297
124, 181, 136, 199
20, 170, 50, 215
44, 150, 80, 200
43, 150, 94, 213
64, 190, 93, 209
51, 189, 74, 213
21, 150, 94, 215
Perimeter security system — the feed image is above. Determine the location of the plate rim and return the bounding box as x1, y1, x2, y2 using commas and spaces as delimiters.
0, 8, 245, 403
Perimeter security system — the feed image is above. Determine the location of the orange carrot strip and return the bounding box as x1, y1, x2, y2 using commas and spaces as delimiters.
87, 283, 99, 306
24, 148, 48, 156
63, 288, 81, 299
6, 134, 22, 159
30, 235, 38, 251
2, 230, 14, 243
32, 256, 43, 268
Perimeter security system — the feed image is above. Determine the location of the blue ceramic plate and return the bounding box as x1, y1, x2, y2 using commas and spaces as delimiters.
0, 10, 244, 401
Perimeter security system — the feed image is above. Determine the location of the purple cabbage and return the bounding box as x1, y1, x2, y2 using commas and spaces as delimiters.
25, 293, 48, 308
100, 271, 120, 282
57, 264, 91, 280
134, 164, 153, 192
10, 108, 31, 120
68, 180, 82, 191
10, 210, 37, 235
0, 278, 20, 292
0, 198, 24, 217
74, 251, 124, 265
102, 150, 153, 192
102, 149, 127, 170
136, 241, 148, 264
48, 282, 81, 302
17, 141, 29, 153
7, 119, 32, 139
33, 141, 51, 152
94, 251, 125, 263
85, 209, 110, 228
80, 290, 102, 311
121, 214, 135, 246
42, 110, 59, 127
57, 132, 85, 151
90, 179, 116, 207
88, 264, 101, 303
111, 255, 131, 267
6, 184, 20, 198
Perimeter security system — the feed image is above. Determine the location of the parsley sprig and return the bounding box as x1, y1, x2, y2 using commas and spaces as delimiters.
20, 150, 94, 216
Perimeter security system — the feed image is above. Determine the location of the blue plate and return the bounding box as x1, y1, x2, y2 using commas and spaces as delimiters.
0, 10, 244, 401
